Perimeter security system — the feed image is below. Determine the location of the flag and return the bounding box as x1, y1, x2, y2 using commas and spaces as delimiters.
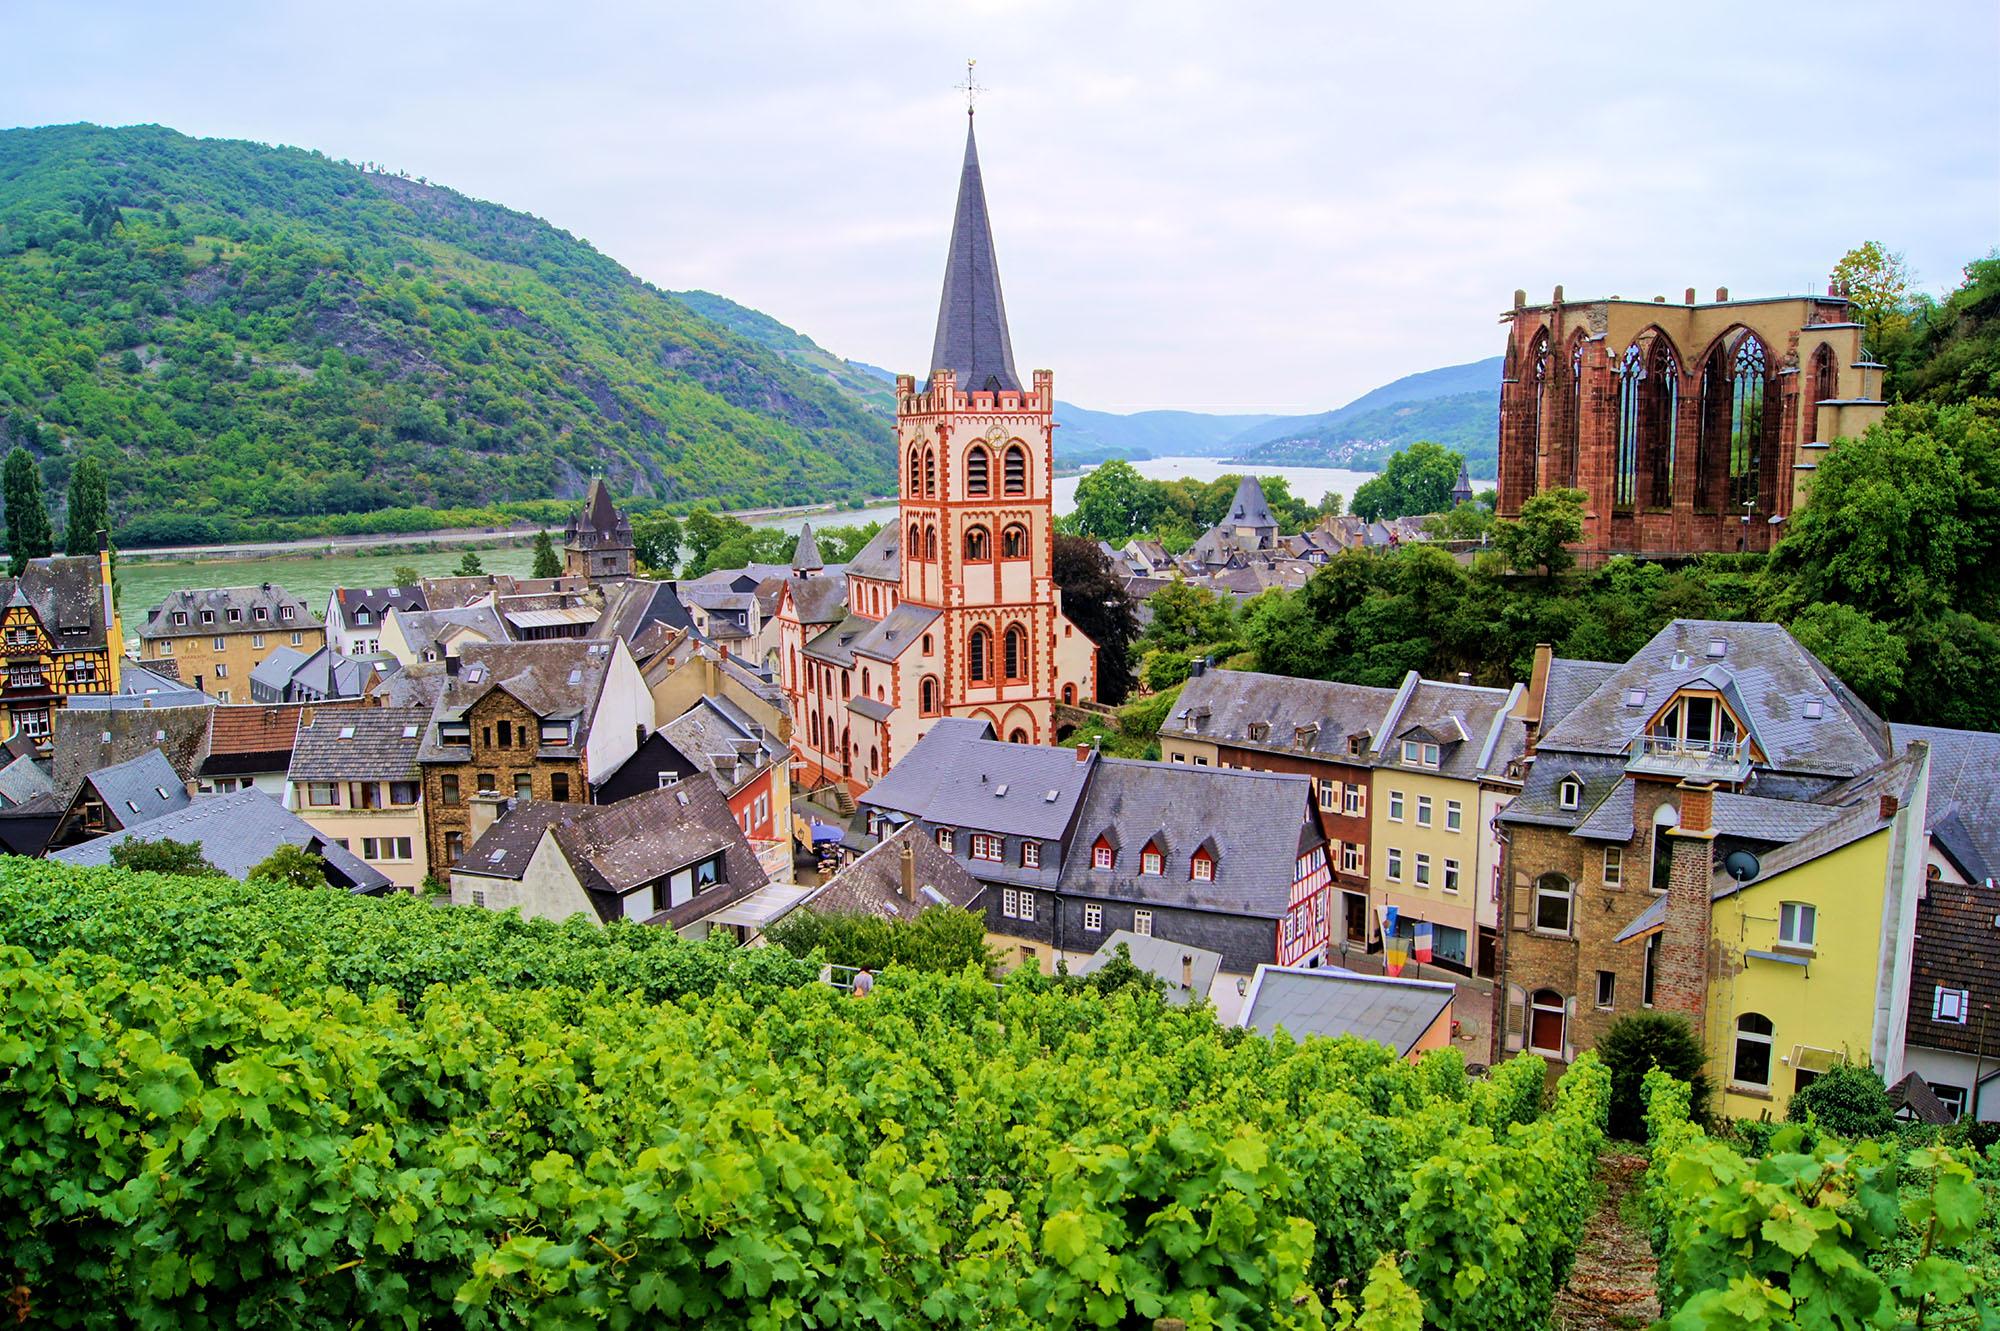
1382, 906, 1406, 976
1414, 920, 1434, 964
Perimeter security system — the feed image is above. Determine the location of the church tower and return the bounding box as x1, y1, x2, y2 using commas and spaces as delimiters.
894, 112, 1094, 744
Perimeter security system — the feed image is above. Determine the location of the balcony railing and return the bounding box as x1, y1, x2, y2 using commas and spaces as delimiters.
1627, 733, 1751, 781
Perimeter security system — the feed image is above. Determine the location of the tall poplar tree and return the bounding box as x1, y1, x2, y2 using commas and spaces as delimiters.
64, 456, 109, 555
4, 448, 53, 575
530, 528, 562, 579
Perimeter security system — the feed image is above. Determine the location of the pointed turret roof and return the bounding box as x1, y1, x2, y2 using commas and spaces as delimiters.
929, 116, 1021, 394
1452, 463, 1474, 503
1228, 475, 1278, 531
792, 522, 823, 574
566, 477, 633, 551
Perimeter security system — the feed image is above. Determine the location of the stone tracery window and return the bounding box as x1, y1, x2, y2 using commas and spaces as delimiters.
1726, 331, 1769, 512
964, 525, 991, 561
1614, 343, 1645, 510
1001, 523, 1028, 559
1526, 329, 1550, 495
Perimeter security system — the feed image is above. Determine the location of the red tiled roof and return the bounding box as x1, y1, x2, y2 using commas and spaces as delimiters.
206, 703, 311, 756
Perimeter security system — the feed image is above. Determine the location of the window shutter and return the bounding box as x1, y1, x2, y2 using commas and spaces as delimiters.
1509, 876, 1530, 932
1503, 984, 1525, 1053
1562, 995, 1578, 1063
1356, 786, 1367, 817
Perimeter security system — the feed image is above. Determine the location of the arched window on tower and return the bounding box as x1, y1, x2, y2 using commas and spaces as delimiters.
1727, 331, 1770, 512
964, 525, 991, 561
1003, 443, 1028, 495
1564, 336, 1586, 488
968, 627, 992, 683
908, 521, 922, 560
919, 675, 941, 715
1001, 523, 1029, 559
965, 445, 990, 497
907, 446, 921, 496
1614, 343, 1645, 510
924, 524, 938, 560
1526, 329, 1550, 496
1004, 624, 1027, 681
1811, 343, 1838, 414
923, 447, 937, 498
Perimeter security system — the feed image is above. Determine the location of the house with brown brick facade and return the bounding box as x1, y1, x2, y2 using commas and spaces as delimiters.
416, 638, 650, 883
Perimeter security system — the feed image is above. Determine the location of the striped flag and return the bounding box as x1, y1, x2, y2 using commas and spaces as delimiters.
1414, 920, 1434, 964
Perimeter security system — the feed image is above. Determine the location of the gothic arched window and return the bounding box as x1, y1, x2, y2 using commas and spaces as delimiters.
908, 521, 922, 560
1614, 343, 1645, 510
924, 524, 937, 560
919, 675, 941, 715
1646, 337, 1680, 509
1564, 335, 1586, 488
1003, 443, 1028, 495
923, 447, 937, 498
964, 525, 991, 561
1727, 331, 1769, 511
968, 627, 992, 682
1812, 342, 1838, 405
1526, 329, 1550, 495
1004, 624, 1027, 680
966, 445, 990, 497
1000, 523, 1028, 559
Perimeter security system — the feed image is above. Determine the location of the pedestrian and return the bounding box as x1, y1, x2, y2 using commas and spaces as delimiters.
850, 967, 874, 997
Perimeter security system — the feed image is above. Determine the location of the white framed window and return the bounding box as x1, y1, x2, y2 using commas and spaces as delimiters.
1558, 778, 1582, 811
1414, 852, 1431, 886
1083, 902, 1102, 932
1529, 989, 1565, 1056
1092, 843, 1113, 869
213, 663, 227, 679
1777, 902, 1817, 950
970, 833, 1003, 862
1317, 779, 1337, 811
1732, 1013, 1774, 1090
217, 689, 230, 703
1002, 888, 1019, 919
1445, 800, 1462, 833
1933, 1083, 1969, 1119
158, 639, 173, 655
1603, 846, 1624, 886
1018, 892, 1035, 922
1443, 858, 1460, 894
1934, 986, 1971, 1025
1341, 842, 1360, 874
936, 827, 955, 853
1386, 847, 1403, 881
1133, 909, 1153, 937
1140, 849, 1162, 876
1388, 790, 1404, 822
252, 634, 265, 649
291, 632, 303, 645
1191, 854, 1214, 882
306, 781, 339, 808
212, 636, 227, 651
1533, 874, 1572, 934
1343, 783, 1363, 816
1415, 795, 1432, 827
1021, 841, 1041, 869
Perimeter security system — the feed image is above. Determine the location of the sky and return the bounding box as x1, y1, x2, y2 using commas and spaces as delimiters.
4, 2, 1997, 414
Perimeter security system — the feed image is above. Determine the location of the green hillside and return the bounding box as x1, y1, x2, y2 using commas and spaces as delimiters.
1231, 390, 1500, 470
0, 124, 896, 545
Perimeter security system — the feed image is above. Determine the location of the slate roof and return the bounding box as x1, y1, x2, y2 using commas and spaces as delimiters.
280, 648, 373, 700
1711, 791, 1842, 844
1541, 658, 1623, 735
846, 695, 894, 723
1889, 1072, 1957, 1125
803, 611, 873, 667
419, 641, 616, 762
0, 555, 112, 651
51, 788, 392, 893
1077, 929, 1220, 1007
800, 821, 986, 921
791, 523, 824, 572
1058, 758, 1320, 919
860, 718, 1095, 840
0, 754, 55, 809
392, 605, 509, 658
1534, 620, 1889, 777
565, 478, 634, 552
1906, 874, 2000, 1059
929, 117, 1020, 394
1224, 476, 1278, 531
249, 647, 311, 696
845, 523, 900, 582
139, 584, 316, 641
1157, 667, 1398, 760
288, 705, 428, 782
851, 601, 940, 663
82, 748, 191, 828
1240, 967, 1455, 1056
592, 580, 692, 644
118, 661, 202, 699
52, 704, 213, 798
202, 704, 309, 776
333, 584, 426, 620
658, 694, 786, 793
372, 660, 450, 710
1375, 678, 1519, 781
1891, 723, 2000, 882
789, 573, 851, 628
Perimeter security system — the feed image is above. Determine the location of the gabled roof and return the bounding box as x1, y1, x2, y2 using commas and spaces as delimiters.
1157, 667, 1399, 759
201, 704, 309, 776
0, 754, 55, 809
861, 717, 1093, 840
1890, 722, 2000, 882
249, 647, 312, 694
1375, 677, 1520, 780
850, 601, 940, 663
0, 555, 111, 652
421, 641, 618, 758
1077, 930, 1220, 1007
799, 821, 985, 922
333, 584, 426, 619
1056, 758, 1320, 919
288, 704, 428, 782
81, 748, 190, 828
845, 523, 901, 583
52, 704, 213, 799
658, 694, 787, 794
802, 610, 873, 667
592, 579, 692, 644
51, 788, 391, 892
788, 572, 851, 628
929, 116, 1021, 394
1239, 966, 1455, 1056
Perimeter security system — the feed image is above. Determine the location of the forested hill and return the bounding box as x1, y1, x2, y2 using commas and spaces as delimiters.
0, 123, 896, 544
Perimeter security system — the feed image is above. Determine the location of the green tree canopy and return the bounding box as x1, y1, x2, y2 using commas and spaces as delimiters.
3, 447, 52, 574
1052, 533, 1138, 705
1069, 459, 1160, 543
108, 837, 216, 876
633, 511, 682, 573
63, 456, 109, 556
1493, 487, 1585, 583
248, 843, 330, 890
529, 528, 562, 579
1905, 253, 2000, 404
1348, 441, 1465, 521
453, 549, 485, 577
1144, 581, 1236, 653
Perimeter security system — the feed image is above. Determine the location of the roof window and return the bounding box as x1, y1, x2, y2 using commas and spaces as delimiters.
488, 849, 507, 863
1803, 699, 1824, 720
567, 669, 583, 684
402, 724, 419, 739
1706, 639, 1727, 658
1624, 688, 1647, 708
339, 725, 356, 739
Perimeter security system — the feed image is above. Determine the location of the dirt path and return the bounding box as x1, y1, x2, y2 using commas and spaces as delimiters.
1550, 1150, 1661, 1331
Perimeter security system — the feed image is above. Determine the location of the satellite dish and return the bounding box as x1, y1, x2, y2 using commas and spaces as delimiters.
1724, 850, 1761, 883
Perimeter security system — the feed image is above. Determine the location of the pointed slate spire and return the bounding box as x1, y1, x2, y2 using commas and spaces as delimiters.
792, 521, 823, 575
1228, 476, 1277, 530
1452, 463, 1474, 505
929, 116, 1021, 394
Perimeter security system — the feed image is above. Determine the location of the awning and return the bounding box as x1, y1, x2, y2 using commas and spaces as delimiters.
810, 820, 845, 844
696, 883, 816, 929
503, 607, 600, 630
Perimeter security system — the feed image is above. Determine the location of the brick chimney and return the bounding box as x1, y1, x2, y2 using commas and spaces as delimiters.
1879, 793, 1899, 821
1180, 953, 1194, 990
899, 839, 916, 904
1075, 741, 1090, 764
1656, 782, 1718, 1030
468, 791, 508, 846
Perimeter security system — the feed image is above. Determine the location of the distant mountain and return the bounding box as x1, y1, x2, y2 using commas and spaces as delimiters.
1051, 403, 1278, 464
1230, 390, 1499, 469
0, 124, 896, 543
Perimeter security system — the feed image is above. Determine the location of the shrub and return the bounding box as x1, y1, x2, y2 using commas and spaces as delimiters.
764, 904, 996, 976
1144, 649, 1191, 692
107, 837, 216, 876
1596, 1012, 1709, 1140
1786, 1060, 1895, 1138
247, 843, 329, 889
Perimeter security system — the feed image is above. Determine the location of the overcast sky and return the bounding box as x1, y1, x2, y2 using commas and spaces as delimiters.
5, 2, 1996, 413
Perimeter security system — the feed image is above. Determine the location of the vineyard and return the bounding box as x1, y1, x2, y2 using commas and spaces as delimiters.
0, 860, 1615, 1328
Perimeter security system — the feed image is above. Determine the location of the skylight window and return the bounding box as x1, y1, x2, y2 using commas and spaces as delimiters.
402, 725, 419, 738
465, 667, 485, 683
1624, 689, 1647, 708
339, 725, 356, 739
488, 849, 507, 863
1045, 789, 1059, 802
994, 783, 1008, 798
567, 669, 583, 684
1803, 700, 1824, 720
1706, 639, 1727, 658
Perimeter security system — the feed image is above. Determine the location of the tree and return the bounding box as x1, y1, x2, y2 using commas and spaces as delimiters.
1786, 1061, 1894, 1138
392, 564, 421, 587
1492, 487, 1585, 583
248, 843, 329, 889
1069, 459, 1160, 542
108, 837, 216, 876
1348, 441, 1465, 521
453, 550, 485, 577
3, 448, 52, 575
1144, 650, 1192, 693
1787, 602, 1908, 712
1905, 253, 2000, 405
633, 512, 683, 573
764, 905, 995, 976
1144, 581, 1235, 652
1052, 533, 1139, 705
1830, 241, 1916, 358
529, 528, 562, 578
1597, 1013, 1710, 1141
63, 456, 109, 556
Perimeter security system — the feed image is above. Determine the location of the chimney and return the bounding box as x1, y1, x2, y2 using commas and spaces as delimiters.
1715, 286, 1729, 302
1076, 741, 1090, 764
1190, 657, 1208, 678
1657, 782, 1719, 1032
899, 840, 916, 904
1879, 793, 1899, 821
1456, 671, 1472, 686
445, 657, 461, 676
1180, 953, 1194, 990
467, 791, 507, 845
1684, 287, 1697, 305
636, 722, 648, 749
1678, 782, 1714, 835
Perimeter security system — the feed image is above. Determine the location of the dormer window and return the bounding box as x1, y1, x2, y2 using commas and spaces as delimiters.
1247, 721, 1270, 743
200, 610, 215, 624
1191, 851, 1214, 882
1092, 838, 1114, 870
1140, 843, 1163, 876
1401, 740, 1440, 768
1650, 693, 1738, 754
1558, 777, 1582, 811
173, 612, 187, 626
356, 609, 372, 626
227, 608, 242, 623
253, 607, 268, 622
1347, 734, 1367, 757
281, 607, 295, 621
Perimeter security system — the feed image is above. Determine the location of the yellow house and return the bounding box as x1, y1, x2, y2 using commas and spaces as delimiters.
1616, 744, 1930, 1120
137, 584, 322, 702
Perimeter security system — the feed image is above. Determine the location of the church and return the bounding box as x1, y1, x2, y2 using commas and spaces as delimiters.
775, 113, 1099, 793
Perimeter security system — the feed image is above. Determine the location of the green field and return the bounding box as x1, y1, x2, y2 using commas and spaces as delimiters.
113, 542, 536, 642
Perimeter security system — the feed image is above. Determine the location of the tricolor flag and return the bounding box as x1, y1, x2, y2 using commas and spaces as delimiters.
1382, 905, 1406, 976
1414, 920, 1434, 964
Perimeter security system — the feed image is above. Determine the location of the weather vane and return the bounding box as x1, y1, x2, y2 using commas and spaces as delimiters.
955, 59, 985, 115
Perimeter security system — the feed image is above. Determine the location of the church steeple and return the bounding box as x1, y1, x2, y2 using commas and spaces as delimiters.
928, 116, 1021, 394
